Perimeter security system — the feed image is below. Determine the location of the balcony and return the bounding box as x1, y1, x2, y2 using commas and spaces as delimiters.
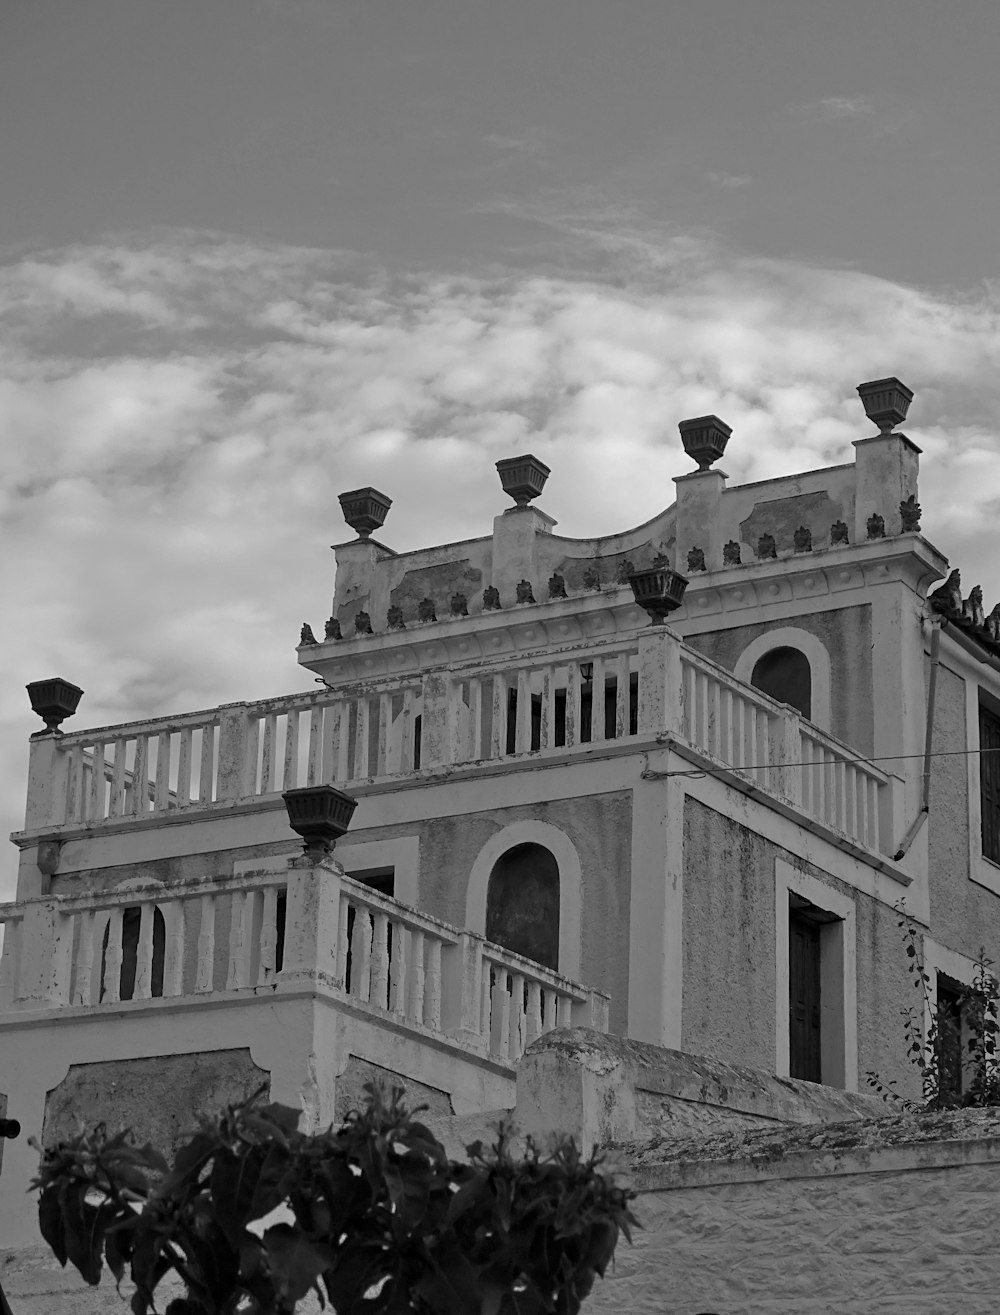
18, 627, 903, 865
0, 862, 608, 1069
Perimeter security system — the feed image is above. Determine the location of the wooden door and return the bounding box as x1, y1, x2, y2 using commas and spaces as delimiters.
789, 911, 822, 1082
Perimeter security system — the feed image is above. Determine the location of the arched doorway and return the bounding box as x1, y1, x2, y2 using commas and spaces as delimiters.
751, 646, 812, 719
485, 843, 560, 971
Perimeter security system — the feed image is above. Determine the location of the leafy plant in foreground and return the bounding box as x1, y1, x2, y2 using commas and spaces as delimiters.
31, 1084, 637, 1315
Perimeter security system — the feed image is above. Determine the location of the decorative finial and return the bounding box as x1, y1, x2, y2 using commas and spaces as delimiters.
449, 592, 468, 617
678, 415, 732, 472
615, 559, 635, 583
627, 561, 689, 625
793, 526, 812, 553
483, 586, 501, 611
495, 454, 550, 508
582, 564, 601, 591
900, 495, 921, 532
756, 533, 777, 560
687, 547, 706, 572
300, 623, 318, 646
324, 616, 342, 641
283, 784, 357, 862
831, 521, 849, 545
386, 605, 405, 630
418, 597, 437, 623
515, 579, 536, 604
723, 540, 741, 566
354, 611, 373, 635
338, 487, 392, 540
26, 677, 84, 735
964, 586, 985, 628
548, 572, 567, 599
866, 513, 885, 540
856, 378, 913, 434
929, 569, 962, 614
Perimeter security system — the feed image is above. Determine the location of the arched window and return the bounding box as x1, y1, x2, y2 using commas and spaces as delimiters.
100, 906, 166, 1001
485, 844, 559, 971
751, 646, 812, 719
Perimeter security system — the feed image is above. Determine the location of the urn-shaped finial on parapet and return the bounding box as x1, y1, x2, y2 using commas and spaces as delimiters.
678, 415, 732, 472
283, 784, 357, 861
627, 558, 689, 625
338, 487, 392, 540
495, 454, 550, 508
26, 677, 84, 735
856, 378, 913, 434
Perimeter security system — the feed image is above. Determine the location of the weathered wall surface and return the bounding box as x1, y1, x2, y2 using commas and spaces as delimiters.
332, 1054, 453, 1122
684, 602, 873, 752
417, 792, 633, 1032
682, 798, 917, 1098
43, 1048, 268, 1154
587, 1109, 1000, 1315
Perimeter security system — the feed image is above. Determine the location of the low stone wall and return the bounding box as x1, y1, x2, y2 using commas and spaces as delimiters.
587, 1107, 1000, 1315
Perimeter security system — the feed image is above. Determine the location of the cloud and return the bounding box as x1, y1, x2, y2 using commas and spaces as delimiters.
1, 229, 1000, 895
791, 94, 913, 136
705, 171, 753, 190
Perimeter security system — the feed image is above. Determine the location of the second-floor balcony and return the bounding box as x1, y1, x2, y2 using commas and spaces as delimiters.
19, 625, 903, 864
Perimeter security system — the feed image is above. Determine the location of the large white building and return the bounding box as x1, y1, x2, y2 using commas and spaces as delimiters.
3, 376, 1000, 1300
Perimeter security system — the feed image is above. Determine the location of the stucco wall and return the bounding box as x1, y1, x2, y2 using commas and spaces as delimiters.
684, 602, 873, 753
587, 1109, 1000, 1315
43, 1048, 268, 1154
416, 793, 633, 1033
682, 797, 916, 1098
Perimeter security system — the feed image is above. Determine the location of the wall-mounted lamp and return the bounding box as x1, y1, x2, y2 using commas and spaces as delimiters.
579, 662, 594, 684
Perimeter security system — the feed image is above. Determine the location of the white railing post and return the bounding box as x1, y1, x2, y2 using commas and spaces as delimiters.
13, 900, 73, 1008
279, 856, 342, 984
441, 931, 485, 1047
571, 988, 610, 1032
637, 627, 684, 737
217, 706, 252, 801
24, 733, 72, 832
781, 707, 803, 805
418, 671, 455, 769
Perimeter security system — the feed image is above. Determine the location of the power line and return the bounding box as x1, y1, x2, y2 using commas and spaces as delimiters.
648, 745, 1000, 780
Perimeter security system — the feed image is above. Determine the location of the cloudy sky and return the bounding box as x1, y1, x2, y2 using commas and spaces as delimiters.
2, 0, 1000, 894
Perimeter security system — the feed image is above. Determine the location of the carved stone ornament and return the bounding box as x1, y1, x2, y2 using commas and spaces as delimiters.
793, 526, 812, 553
417, 597, 437, 623
450, 592, 468, 617
929, 568, 962, 614
482, 586, 501, 611
283, 784, 357, 860
299, 622, 318, 646
987, 604, 1000, 642
495, 454, 551, 507
615, 558, 635, 584
678, 414, 732, 471
386, 605, 406, 630
627, 559, 689, 625
547, 572, 567, 599
830, 520, 849, 545
964, 586, 985, 628
866, 513, 885, 540
338, 487, 392, 540
26, 677, 84, 735
515, 579, 536, 605
687, 547, 707, 572
582, 564, 601, 591
900, 494, 922, 532
324, 616, 342, 641
354, 611, 373, 636
756, 533, 777, 560
723, 540, 742, 566
856, 377, 913, 434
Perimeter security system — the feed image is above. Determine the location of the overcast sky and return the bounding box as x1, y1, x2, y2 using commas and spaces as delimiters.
2, 0, 1000, 894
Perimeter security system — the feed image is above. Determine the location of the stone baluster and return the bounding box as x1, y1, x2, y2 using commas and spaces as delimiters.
408, 929, 426, 1023
226, 890, 250, 990
283, 708, 300, 791
425, 937, 442, 1030
133, 903, 156, 999
163, 901, 186, 996
71, 909, 95, 1005
195, 893, 216, 992
257, 887, 279, 985
102, 906, 124, 1003
176, 728, 193, 805
370, 911, 390, 1009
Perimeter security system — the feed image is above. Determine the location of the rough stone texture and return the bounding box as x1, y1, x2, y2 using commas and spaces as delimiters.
43, 1048, 268, 1154
417, 794, 633, 1034
587, 1110, 1000, 1315
333, 1055, 453, 1123
684, 602, 874, 754
682, 798, 919, 1100
738, 490, 845, 558
388, 558, 483, 619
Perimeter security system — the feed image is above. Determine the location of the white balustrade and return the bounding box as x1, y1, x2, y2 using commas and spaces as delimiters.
0, 870, 611, 1068
680, 650, 781, 792
799, 729, 889, 852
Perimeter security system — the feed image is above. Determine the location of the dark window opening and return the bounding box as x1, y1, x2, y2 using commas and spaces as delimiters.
751, 646, 812, 720
413, 714, 422, 770
788, 907, 822, 1083
504, 672, 638, 751
485, 843, 559, 971
980, 700, 1000, 864
100, 905, 165, 1001
935, 976, 964, 1102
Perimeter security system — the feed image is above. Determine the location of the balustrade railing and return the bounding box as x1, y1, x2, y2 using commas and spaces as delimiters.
0, 868, 609, 1068
24, 631, 896, 859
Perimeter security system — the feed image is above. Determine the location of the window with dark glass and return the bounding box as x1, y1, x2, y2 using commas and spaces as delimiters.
980, 699, 1000, 864
751, 647, 812, 720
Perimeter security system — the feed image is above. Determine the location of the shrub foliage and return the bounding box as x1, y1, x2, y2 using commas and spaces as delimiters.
32, 1084, 637, 1315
